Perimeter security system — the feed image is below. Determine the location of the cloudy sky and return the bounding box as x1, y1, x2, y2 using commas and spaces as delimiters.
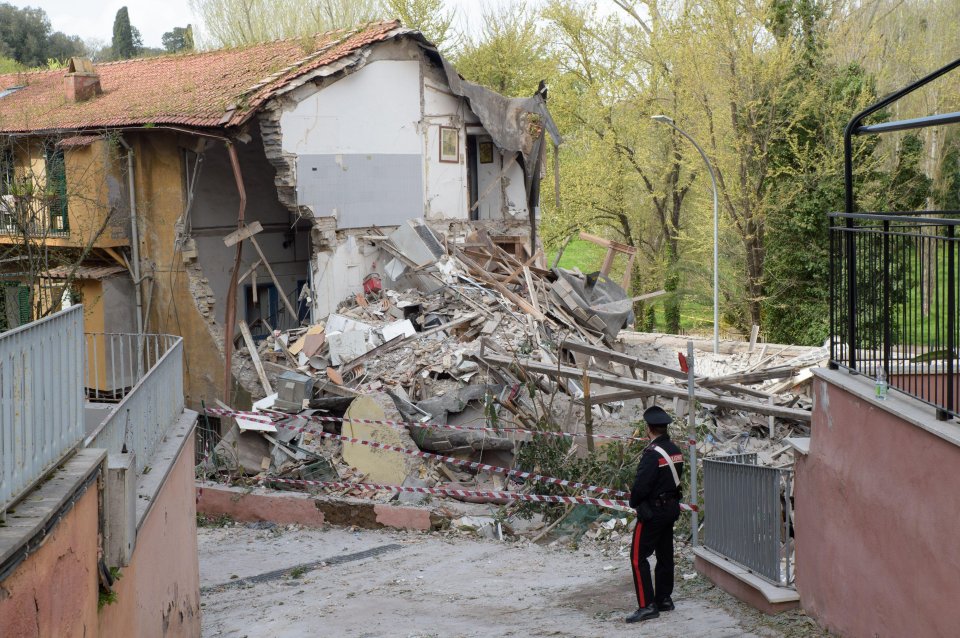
12, 0, 534, 49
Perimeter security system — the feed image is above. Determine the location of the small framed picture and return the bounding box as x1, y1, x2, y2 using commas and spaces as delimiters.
439, 126, 459, 163
478, 141, 494, 164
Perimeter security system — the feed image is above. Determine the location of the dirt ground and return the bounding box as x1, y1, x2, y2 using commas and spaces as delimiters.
198, 522, 828, 638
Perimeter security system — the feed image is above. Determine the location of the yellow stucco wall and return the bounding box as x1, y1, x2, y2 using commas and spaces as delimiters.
132, 132, 239, 408
1, 138, 128, 248
63, 139, 129, 248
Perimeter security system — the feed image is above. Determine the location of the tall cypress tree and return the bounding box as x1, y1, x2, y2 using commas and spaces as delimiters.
112, 7, 136, 59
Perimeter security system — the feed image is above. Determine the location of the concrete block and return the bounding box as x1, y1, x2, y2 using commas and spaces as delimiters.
341, 394, 424, 485
104, 453, 137, 568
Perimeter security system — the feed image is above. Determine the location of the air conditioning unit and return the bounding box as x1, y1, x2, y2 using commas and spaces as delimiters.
274, 371, 315, 412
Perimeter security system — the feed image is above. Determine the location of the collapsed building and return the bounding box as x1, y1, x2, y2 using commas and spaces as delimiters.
0, 20, 558, 406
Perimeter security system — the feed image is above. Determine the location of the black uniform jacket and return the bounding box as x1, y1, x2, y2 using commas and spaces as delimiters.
629, 433, 684, 509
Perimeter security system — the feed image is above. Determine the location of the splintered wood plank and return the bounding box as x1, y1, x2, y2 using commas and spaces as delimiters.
239, 320, 273, 395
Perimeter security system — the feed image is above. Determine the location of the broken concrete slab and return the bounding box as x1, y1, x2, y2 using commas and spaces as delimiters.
327, 331, 370, 366
340, 393, 425, 486
214, 424, 272, 475
388, 218, 445, 267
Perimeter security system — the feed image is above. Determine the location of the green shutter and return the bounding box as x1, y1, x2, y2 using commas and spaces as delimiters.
44, 145, 68, 233
17, 285, 30, 324
0, 146, 12, 196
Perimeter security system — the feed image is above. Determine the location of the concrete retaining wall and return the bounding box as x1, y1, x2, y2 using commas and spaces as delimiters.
795, 370, 960, 637
197, 483, 442, 531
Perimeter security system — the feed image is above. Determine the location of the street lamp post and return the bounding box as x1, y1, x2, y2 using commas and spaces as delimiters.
651, 115, 720, 354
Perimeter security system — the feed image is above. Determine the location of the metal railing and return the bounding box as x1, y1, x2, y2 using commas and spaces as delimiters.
703, 456, 794, 586
830, 211, 960, 419
84, 333, 184, 476
85, 333, 179, 401
0, 306, 85, 514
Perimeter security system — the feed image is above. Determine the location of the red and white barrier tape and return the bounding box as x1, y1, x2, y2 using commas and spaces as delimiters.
205, 406, 695, 447
259, 477, 636, 511
200, 407, 701, 512
253, 477, 699, 513
206, 409, 628, 498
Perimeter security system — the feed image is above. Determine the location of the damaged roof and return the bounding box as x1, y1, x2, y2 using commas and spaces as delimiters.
0, 20, 403, 133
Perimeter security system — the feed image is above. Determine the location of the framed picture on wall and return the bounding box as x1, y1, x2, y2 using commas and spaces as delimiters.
439, 126, 459, 163
478, 141, 494, 164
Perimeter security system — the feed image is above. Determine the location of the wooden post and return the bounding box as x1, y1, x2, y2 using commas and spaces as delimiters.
239, 320, 273, 395
582, 367, 594, 452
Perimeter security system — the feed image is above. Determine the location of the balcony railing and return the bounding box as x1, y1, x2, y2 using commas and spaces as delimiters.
0, 306, 85, 515
0, 196, 69, 238
84, 333, 184, 476
703, 454, 795, 587
829, 211, 960, 419
0, 308, 184, 515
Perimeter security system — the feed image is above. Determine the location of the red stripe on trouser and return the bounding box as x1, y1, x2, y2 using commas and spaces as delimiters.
631, 521, 645, 608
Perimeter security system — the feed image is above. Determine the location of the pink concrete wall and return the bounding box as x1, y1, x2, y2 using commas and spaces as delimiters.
0, 485, 100, 637
100, 435, 201, 637
198, 484, 326, 527
0, 436, 200, 637
197, 483, 435, 531
796, 377, 960, 637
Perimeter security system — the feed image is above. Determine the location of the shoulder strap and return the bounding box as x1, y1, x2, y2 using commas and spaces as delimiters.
653, 445, 681, 487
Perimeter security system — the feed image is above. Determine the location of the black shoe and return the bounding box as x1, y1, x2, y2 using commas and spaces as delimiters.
656, 597, 675, 612
625, 605, 660, 623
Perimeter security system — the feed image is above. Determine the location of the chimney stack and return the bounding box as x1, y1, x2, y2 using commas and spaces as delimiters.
64, 57, 101, 102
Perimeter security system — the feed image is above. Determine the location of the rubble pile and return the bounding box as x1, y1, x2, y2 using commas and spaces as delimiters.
206, 219, 825, 529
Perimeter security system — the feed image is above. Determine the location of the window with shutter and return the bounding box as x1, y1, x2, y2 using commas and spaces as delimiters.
44, 144, 68, 234
0, 145, 12, 196
17, 285, 30, 325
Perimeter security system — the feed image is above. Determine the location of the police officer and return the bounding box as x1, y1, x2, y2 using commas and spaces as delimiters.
625, 406, 684, 623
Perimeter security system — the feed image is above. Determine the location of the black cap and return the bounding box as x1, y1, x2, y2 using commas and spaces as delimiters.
643, 406, 672, 427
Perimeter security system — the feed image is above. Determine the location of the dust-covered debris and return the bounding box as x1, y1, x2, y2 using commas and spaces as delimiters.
203, 220, 823, 527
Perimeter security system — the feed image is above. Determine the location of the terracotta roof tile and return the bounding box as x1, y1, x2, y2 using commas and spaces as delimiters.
0, 21, 401, 134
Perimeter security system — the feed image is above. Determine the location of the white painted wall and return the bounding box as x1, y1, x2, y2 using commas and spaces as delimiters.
280, 60, 421, 155
422, 82, 468, 221
280, 53, 535, 317
311, 235, 380, 318
503, 154, 529, 220
471, 138, 499, 220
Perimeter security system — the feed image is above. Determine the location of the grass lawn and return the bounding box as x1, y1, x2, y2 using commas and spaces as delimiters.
546, 239, 717, 333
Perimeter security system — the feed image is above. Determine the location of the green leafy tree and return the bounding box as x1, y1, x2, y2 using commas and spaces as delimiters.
0, 3, 84, 67
763, 61, 879, 344
112, 7, 141, 60
381, 0, 457, 51
162, 25, 195, 53
188, 0, 381, 48
454, 1, 554, 97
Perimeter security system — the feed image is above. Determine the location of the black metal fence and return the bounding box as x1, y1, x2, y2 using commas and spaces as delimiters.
829, 211, 960, 419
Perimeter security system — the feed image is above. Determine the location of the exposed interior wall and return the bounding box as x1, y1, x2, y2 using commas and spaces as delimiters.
100, 435, 201, 637
422, 67, 471, 221
190, 126, 310, 335
134, 131, 230, 408
0, 481, 100, 637
281, 58, 424, 228
264, 38, 534, 318
311, 231, 382, 319
795, 372, 960, 638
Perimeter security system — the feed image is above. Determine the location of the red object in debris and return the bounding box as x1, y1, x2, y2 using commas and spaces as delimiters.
678, 352, 688, 373
363, 273, 382, 294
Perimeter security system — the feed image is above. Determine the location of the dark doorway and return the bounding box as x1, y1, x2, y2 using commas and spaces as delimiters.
467, 135, 479, 220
